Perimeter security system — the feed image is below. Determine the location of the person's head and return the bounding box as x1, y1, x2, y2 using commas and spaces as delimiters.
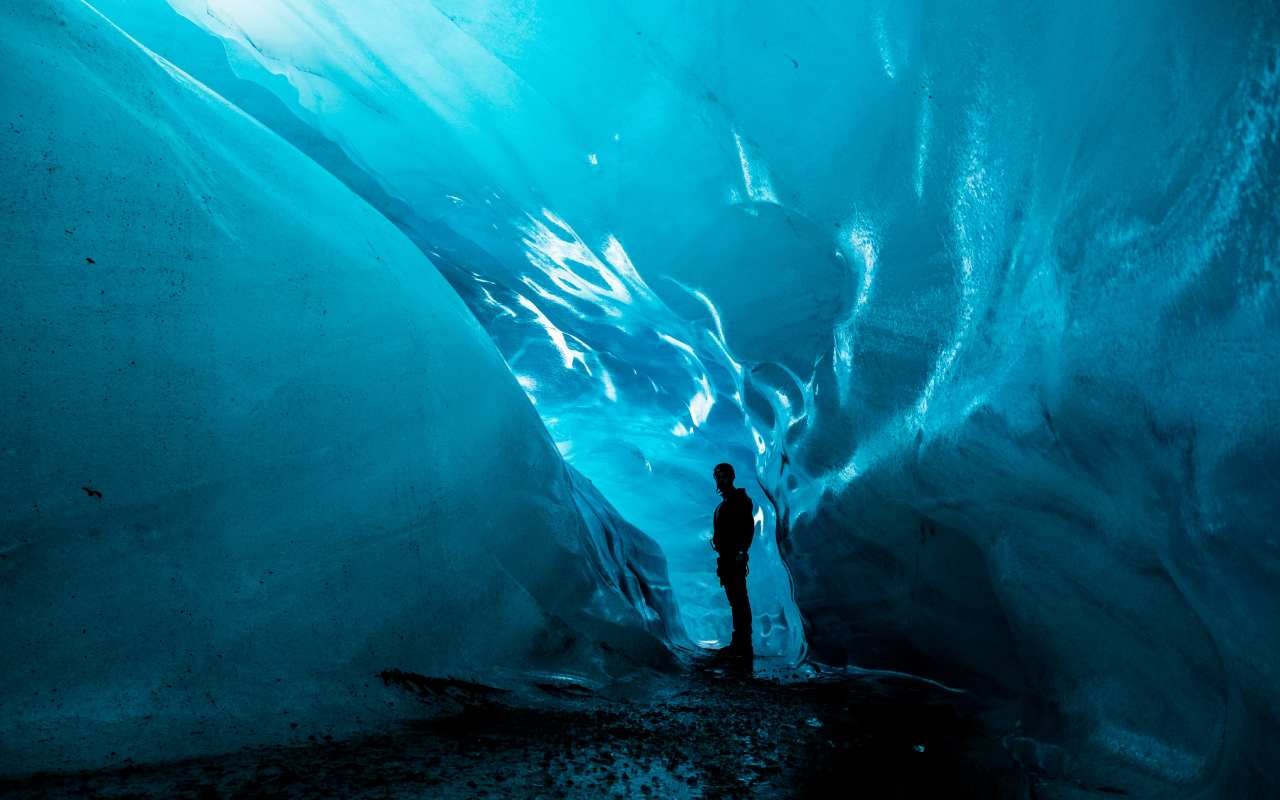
713, 462, 736, 494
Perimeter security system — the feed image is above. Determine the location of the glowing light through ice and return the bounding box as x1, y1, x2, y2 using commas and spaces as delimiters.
521, 209, 635, 307
516, 294, 587, 370
690, 375, 715, 427
874, 12, 896, 79
732, 130, 779, 204
833, 220, 879, 403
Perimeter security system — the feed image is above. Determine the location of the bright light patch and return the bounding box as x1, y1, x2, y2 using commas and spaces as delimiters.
689, 375, 715, 426
658, 332, 697, 357
685, 287, 744, 377
848, 225, 879, 311
521, 275, 578, 313
521, 209, 633, 307
600, 367, 618, 401
874, 12, 896, 79
479, 286, 518, 318
516, 294, 587, 370
832, 220, 879, 403
732, 130, 779, 204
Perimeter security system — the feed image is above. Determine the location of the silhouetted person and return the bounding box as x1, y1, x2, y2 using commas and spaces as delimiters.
712, 462, 754, 657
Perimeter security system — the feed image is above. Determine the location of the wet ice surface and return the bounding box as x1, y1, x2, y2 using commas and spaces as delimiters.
0, 657, 1132, 800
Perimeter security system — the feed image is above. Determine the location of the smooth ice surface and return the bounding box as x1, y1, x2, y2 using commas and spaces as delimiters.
0, 0, 678, 773
5, 0, 1280, 795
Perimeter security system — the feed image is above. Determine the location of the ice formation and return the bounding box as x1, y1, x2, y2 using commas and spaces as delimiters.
2, 0, 1279, 794
0, 0, 677, 772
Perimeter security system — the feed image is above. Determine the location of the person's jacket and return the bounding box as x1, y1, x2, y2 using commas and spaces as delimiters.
713, 487, 755, 574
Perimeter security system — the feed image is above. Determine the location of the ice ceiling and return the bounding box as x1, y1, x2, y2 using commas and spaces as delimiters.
2, 0, 1278, 794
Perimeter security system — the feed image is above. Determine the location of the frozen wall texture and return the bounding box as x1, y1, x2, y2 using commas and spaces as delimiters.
122, 0, 1280, 794
3, 0, 1279, 796
0, 0, 678, 774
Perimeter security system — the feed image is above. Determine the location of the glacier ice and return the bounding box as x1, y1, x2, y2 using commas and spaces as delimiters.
0, 0, 678, 773
136, 0, 1279, 792
112, 0, 815, 662
3, 0, 1280, 795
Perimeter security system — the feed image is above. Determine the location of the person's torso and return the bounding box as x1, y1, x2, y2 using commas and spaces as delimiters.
713, 489, 754, 553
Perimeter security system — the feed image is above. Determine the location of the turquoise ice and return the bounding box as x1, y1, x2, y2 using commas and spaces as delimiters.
3, 0, 1279, 794
0, 0, 677, 772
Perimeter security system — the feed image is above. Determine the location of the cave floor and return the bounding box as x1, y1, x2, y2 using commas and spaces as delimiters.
3, 656, 1060, 799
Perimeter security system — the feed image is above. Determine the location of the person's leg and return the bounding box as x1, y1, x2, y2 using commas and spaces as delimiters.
721, 578, 737, 646
727, 571, 752, 652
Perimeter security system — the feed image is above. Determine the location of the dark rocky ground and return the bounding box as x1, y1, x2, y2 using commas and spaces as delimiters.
0, 655, 1123, 799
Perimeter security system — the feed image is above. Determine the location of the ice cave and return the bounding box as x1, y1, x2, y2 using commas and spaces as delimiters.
1, 0, 1277, 797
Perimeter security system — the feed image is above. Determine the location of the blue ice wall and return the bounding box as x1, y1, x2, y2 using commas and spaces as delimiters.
0, 0, 679, 773
5, 0, 1279, 794
120, 0, 811, 659
132, 0, 1280, 793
